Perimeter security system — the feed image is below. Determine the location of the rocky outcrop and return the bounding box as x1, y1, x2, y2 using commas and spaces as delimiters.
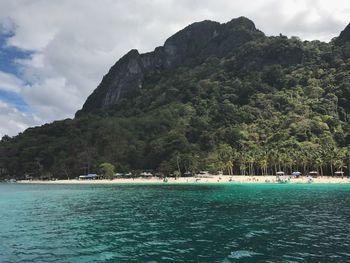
335, 22, 350, 45
76, 17, 263, 115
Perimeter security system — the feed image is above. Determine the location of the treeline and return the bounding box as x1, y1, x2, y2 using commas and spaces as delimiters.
191, 143, 350, 176
1, 32, 350, 179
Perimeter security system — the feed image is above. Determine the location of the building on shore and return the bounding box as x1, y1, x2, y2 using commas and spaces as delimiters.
309, 171, 318, 177
79, 174, 98, 180
183, 171, 192, 177
335, 171, 344, 176
140, 172, 153, 177
196, 171, 210, 177
292, 171, 301, 177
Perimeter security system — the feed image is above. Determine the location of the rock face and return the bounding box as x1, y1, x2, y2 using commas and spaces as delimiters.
76, 17, 264, 115
336, 23, 350, 45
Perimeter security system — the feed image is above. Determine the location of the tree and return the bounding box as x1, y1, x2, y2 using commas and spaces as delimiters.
216, 144, 235, 175
258, 158, 268, 176
1, 135, 11, 142
158, 160, 171, 177
173, 170, 180, 180
99, 163, 115, 178
345, 147, 350, 177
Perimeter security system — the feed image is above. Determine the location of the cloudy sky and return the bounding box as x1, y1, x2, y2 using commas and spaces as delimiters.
0, 0, 349, 137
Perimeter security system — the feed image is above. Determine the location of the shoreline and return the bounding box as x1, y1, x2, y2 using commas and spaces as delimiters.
15, 175, 350, 185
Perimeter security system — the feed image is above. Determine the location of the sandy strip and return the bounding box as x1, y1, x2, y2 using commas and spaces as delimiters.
16, 175, 350, 184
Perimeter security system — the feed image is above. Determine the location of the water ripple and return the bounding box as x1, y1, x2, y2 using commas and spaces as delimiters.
0, 183, 350, 262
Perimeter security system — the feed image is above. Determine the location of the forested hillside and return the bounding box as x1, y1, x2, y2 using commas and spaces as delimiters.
1, 17, 350, 179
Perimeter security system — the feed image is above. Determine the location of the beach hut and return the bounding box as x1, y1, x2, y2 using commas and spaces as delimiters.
196, 171, 210, 177
335, 171, 344, 176
309, 171, 318, 177
292, 171, 301, 177
124, 172, 132, 177
79, 174, 98, 180
276, 171, 285, 176
183, 171, 191, 177
140, 171, 153, 177
25, 174, 33, 181
114, 172, 124, 177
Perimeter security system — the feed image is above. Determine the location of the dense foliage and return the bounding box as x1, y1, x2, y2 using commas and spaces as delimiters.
1, 24, 350, 179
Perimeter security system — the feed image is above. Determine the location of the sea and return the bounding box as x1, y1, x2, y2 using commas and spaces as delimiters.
0, 183, 350, 262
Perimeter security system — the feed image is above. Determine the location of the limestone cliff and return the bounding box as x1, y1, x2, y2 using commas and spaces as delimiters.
336, 22, 350, 45
76, 17, 264, 115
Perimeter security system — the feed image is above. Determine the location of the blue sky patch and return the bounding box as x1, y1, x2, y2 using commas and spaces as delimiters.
0, 90, 29, 112
0, 31, 32, 76
0, 29, 33, 112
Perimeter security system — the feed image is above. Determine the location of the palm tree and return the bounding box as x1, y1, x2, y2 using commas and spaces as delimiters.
299, 148, 311, 175
240, 163, 247, 175
246, 153, 255, 175
238, 152, 247, 175
225, 160, 233, 175
344, 147, 350, 177
334, 159, 346, 174
315, 156, 323, 176
259, 159, 268, 175
334, 148, 346, 175
325, 145, 339, 176
284, 155, 294, 174
268, 149, 278, 175
216, 144, 235, 175
277, 152, 283, 172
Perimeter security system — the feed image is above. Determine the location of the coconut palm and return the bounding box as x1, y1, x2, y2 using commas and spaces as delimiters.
238, 152, 248, 175
315, 156, 323, 176
246, 153, 255, 175
284, 155, 294, 174
334, 159, 346, 173
299, 149, 309, 174
267, 149, 278, 175
216, 144, 235, 175
344, 147, 350, 177
225, 160, 234, 175
259, 159, 268, 176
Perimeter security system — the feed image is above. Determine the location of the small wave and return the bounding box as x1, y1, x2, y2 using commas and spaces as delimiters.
245, 229, 270, 238
227, 250, 262, 259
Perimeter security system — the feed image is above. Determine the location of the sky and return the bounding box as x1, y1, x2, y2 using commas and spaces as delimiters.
0, 0, 349, 137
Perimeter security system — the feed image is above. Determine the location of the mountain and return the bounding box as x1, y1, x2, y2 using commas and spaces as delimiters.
1, 18, 350, 179
77, 17, 263, 115
335, 22, 350, 45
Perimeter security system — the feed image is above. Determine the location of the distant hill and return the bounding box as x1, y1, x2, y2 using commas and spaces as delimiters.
1, 17, 350, 179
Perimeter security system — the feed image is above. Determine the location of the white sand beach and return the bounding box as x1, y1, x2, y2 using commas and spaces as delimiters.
17, 175, 350, 184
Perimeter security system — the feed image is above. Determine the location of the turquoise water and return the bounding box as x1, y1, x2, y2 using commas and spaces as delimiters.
0, 184, 350, 262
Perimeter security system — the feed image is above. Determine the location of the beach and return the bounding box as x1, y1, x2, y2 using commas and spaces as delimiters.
17, 175, 350, 184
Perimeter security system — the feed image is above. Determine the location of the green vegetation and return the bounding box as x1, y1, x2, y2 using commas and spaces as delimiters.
1, 23, 350, 179
99, 162, 115, 178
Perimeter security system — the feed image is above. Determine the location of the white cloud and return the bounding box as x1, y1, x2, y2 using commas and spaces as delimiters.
0, 100, 40, 138
0, 71, 24, 93
20, 77, 82, 121
0, 0, 349, 136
